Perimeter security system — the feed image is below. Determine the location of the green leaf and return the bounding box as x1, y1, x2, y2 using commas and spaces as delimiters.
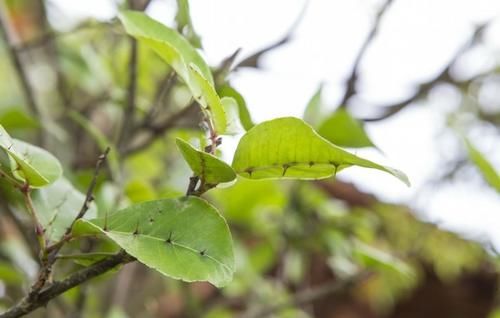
188, 63, 227, 134
73, 197, 235, 287
303, 84, 324, 127
32, 177, 97, 241
0, 125, 62, 187
176, 138, 236, 184
220, 97, 243, 135
232, 117, 409, 186
218, 85, 254, 131
464, 138, 500, 192
119, 11, 212, 84
175, 0, 202, 48
119, 11, 228, 135
318, 108, 375, 148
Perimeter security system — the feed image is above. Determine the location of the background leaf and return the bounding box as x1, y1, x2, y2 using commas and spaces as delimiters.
32, 177, 97, 241
232, 117, 409, 185
218, 85, 254, 130
464, 137, 500, 192
74, 197, 234, 287
318, 108, 376, 148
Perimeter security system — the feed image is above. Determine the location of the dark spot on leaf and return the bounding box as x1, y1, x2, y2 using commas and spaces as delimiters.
200, 249, 206, 256
309, 161, 315, 167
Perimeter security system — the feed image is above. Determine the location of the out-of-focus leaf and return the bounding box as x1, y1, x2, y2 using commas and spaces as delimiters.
73, 197, 234, 287
218, 85, 254, 130
0, 107, 38, 131
464, 137, 500, 192
32, 177, 97, 241
303, 84, 324, 127
176, 138, 236, 185
0, 261, 25, 284
232, 117, 409, 185
353, 241, 413, 275
124, 179, 157, 203
318, 108, 376, 148
175, 0, 202, 48
0, 125, 62, 187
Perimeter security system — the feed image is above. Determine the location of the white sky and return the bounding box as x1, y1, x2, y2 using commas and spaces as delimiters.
49, 0, 500, 247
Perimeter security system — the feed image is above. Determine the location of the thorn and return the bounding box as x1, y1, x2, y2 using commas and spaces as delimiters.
282, 164, 290, 176
166, 231, 173, 244
133, 220, 140, 235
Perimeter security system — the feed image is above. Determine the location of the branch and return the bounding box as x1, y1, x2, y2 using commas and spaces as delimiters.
122, 101, 198, 156
118, 37, 139, 150
338, 0, 395, 107
0, 251, 134, 318
239, 272, 371, 318
362, 22, 489, 122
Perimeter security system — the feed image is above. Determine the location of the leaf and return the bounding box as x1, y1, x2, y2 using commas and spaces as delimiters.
73, 197, 235, 287
188, 63, 227, 134
303, 84, 324, 127
32, 177, 97, 241
119, 11, 228, 135
220, 97, 243, 135
232, 117, 409, 186
175, 0, 202, 48
318, 108, 376, 148
218, 85, 254, 131
0, 125, 62, 187
119, 11, 212, 84
464, 137, 500, 192
176, 138, 236, 184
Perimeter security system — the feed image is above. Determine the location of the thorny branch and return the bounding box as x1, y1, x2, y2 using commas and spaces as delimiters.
0, 251, 134, 318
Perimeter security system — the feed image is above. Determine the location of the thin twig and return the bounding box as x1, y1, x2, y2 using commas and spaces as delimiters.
338, 0, 394, 108
118, 37, 139, 150
0, 251, 134, 318
362, 22, 489, 121
122, 102, 198, 156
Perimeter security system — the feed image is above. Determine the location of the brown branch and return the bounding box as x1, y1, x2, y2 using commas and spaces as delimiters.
362, 22, 489, 122
118, 37, 139, 150
122, 102, 198, 156
0, 251, 134, 318
338, 0, 395, 108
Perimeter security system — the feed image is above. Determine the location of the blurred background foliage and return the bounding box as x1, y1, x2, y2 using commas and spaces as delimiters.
0, 0, 500, 317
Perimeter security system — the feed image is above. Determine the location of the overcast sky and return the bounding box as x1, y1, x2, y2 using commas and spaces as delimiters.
49, 0, 500, 247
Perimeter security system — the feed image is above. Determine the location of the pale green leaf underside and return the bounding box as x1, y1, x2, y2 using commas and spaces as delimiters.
232, 117, 409, 186
176, 138, 236, 184
218, 85, 254, 131
318, 108, 375, 148
464, 138, 500, 192
119, 11, 212, 83
0, 125, 62, 187
188, 63, 227, 134
119, 11, 227, 135
32, 177, 97, 241
74, 197, 234, 287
